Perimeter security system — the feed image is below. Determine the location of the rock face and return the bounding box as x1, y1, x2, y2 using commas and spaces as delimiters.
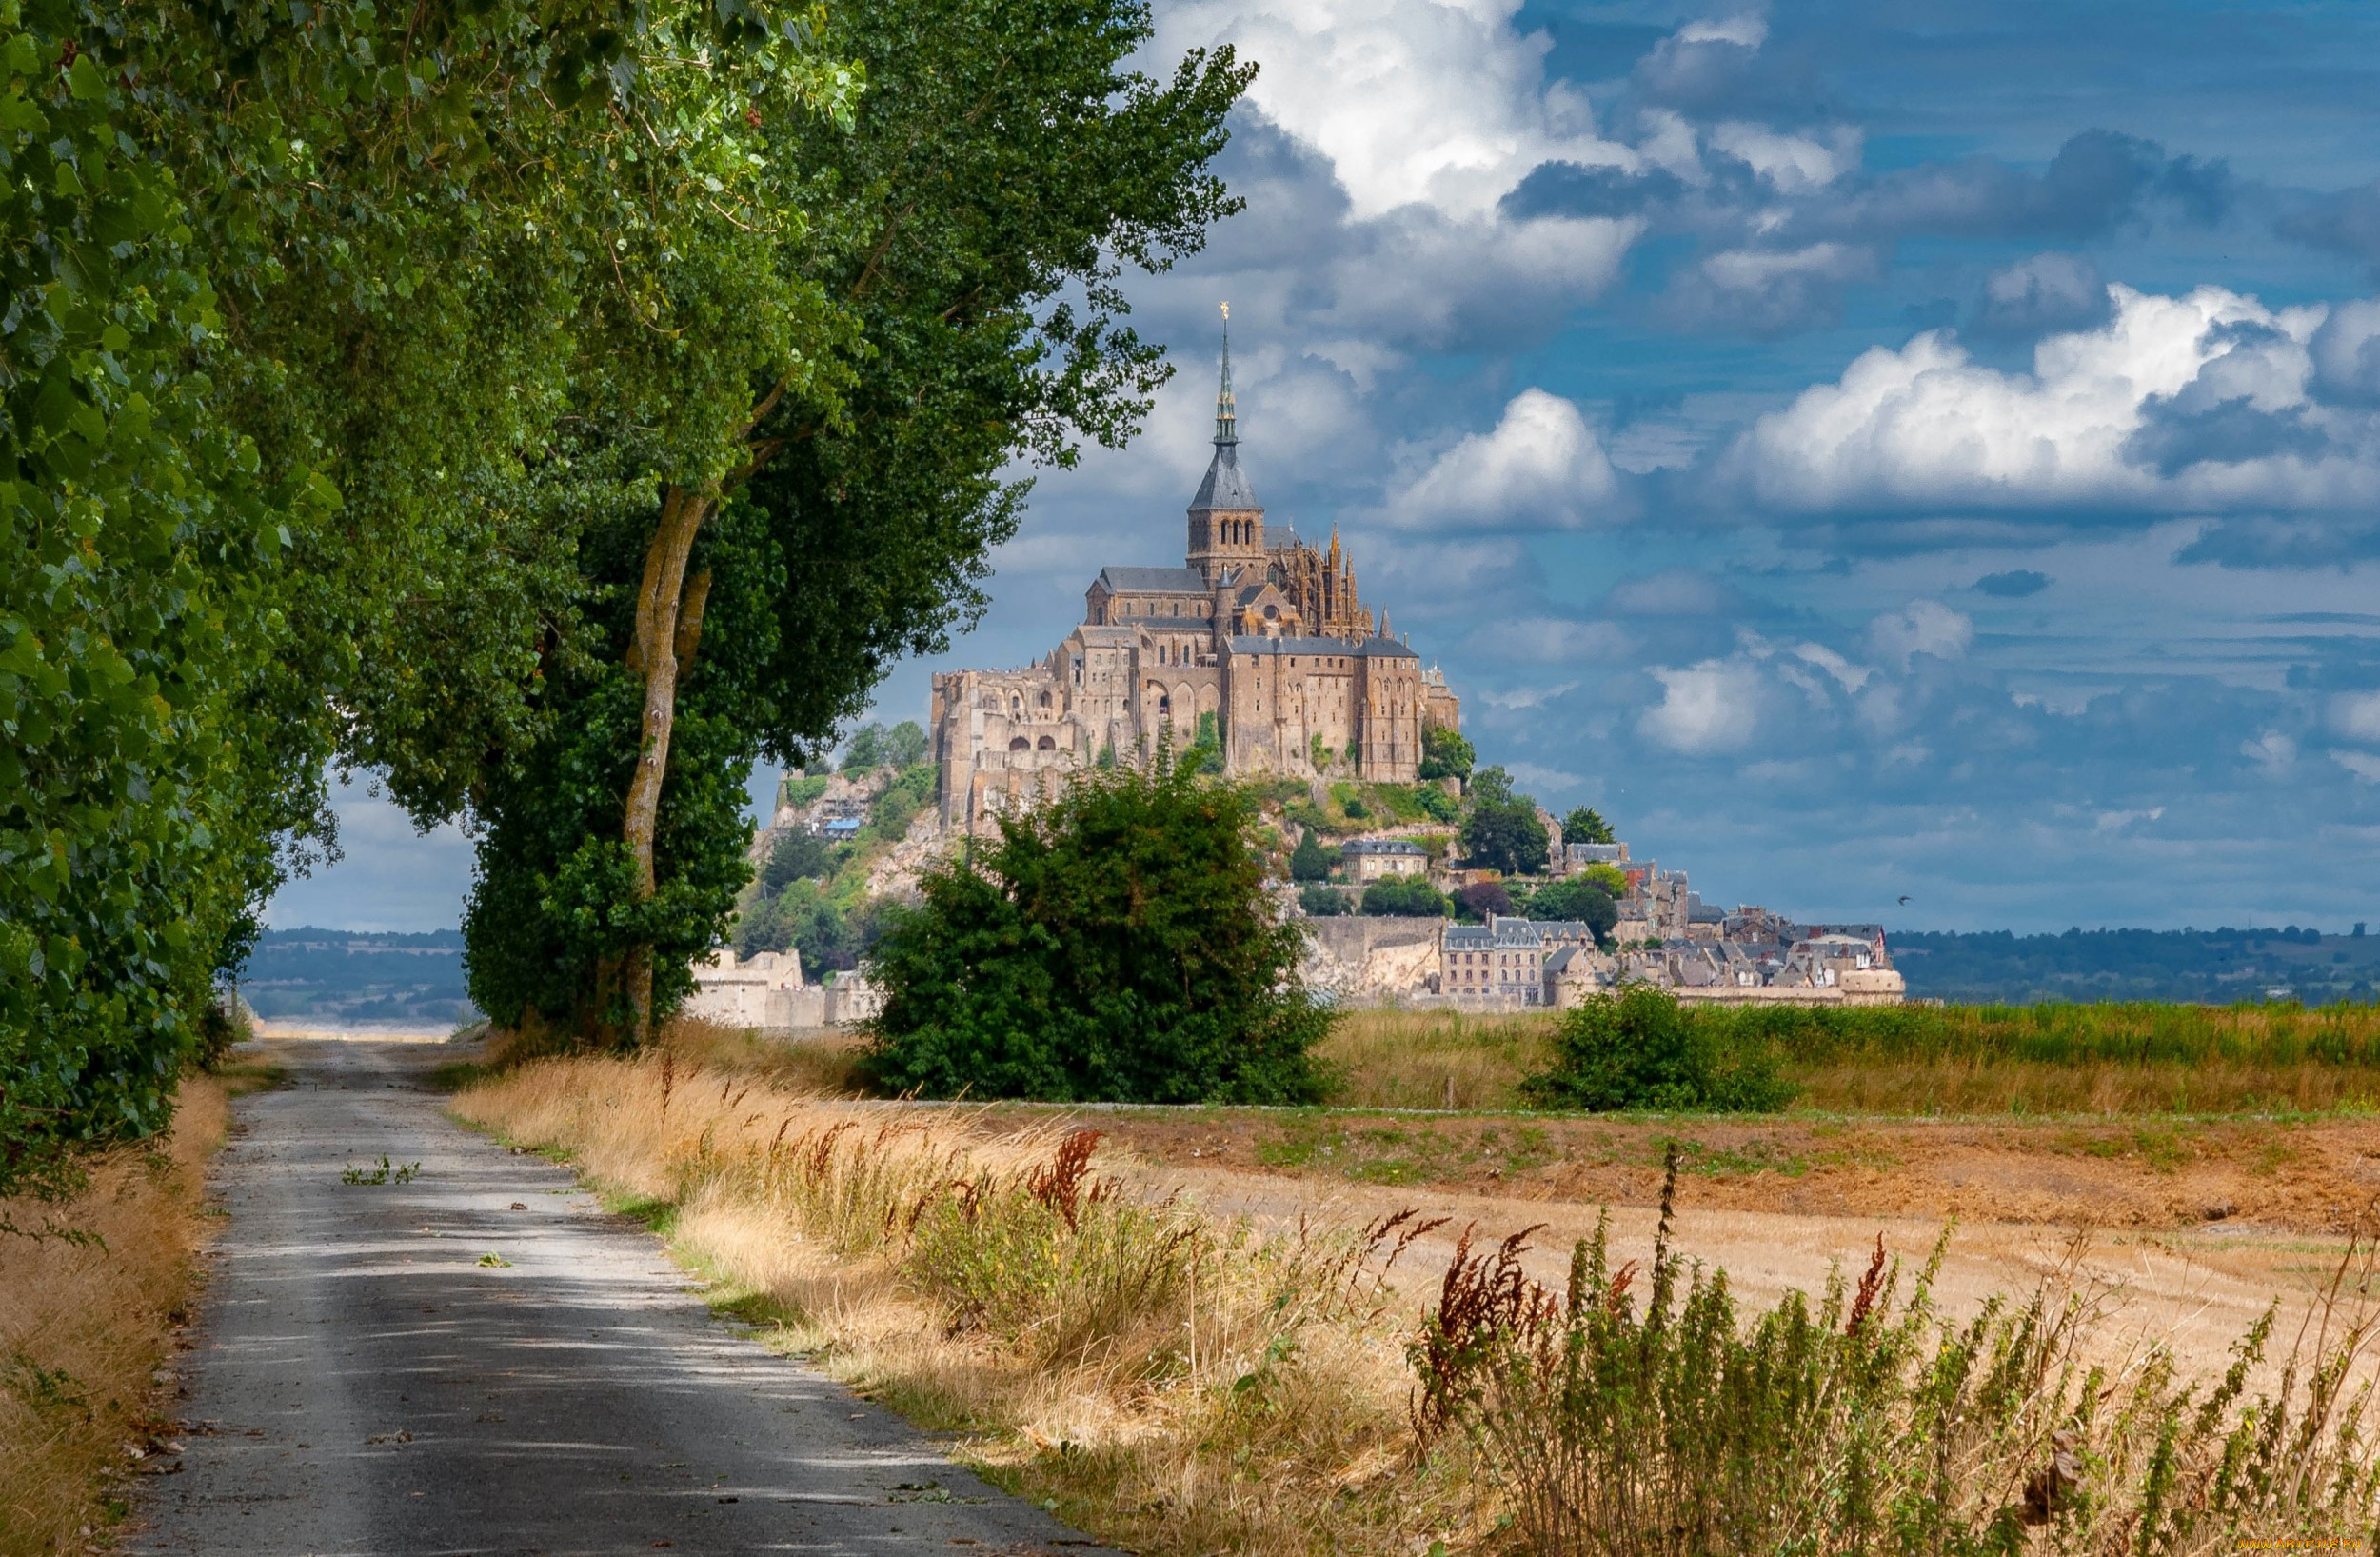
1299, 915, 1443, 1003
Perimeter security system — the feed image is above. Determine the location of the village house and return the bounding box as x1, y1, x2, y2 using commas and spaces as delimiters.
1438, 915, 1597, 1007
1343, 837, 1427, 881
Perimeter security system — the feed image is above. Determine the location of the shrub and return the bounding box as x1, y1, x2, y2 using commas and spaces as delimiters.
1519, 987, 1795, 1111
1299, 884, 1352, 917
1360, 875, 1448, 918
863, 753, 1332, 1104
1289, 831, 1336, 882
1414, 783, 1458, 823
780, 773, 831, 811
1418, 1155, 2380, 1554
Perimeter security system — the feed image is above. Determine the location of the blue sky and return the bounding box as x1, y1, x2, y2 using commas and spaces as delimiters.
271, 0, 2380, 934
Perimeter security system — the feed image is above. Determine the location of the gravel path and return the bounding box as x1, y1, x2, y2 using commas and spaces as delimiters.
133, 1037, 1111, 1556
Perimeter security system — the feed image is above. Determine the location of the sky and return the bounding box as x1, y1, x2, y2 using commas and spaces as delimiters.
269, 0, 2380, 935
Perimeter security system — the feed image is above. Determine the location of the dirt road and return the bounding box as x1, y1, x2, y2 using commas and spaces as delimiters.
134, 1037, 1111, 1556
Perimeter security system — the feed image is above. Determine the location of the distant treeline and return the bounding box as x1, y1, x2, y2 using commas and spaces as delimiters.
1892, 927, 2379, 1006
235, 928, 476, 1028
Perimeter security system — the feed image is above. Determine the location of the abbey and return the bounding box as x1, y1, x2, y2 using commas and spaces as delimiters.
932, 327, 1461, 832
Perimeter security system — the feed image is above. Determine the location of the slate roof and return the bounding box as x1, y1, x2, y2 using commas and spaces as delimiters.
1359, 635, 1418, 659
1343, 838, 1425, 856
1188, 442, 1261, 512
1095, 566, 1208, 595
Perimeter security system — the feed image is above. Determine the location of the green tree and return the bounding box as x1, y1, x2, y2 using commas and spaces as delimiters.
761, 830, 834, 894
1360, 875, 1449, 918
1418, 724, 1475, 783
1289, 831, 1337, 882
1562, 806, 1616, 846
864, 754, 1329, 1103
1461, 767, 1551, 877
1188, 709, 1224, 774
841, 724, 888, 772
456, 0, 1252, 1041
883, 720, 929, 769
1299, 884, 1350, 918
1527, 877, 1620, 945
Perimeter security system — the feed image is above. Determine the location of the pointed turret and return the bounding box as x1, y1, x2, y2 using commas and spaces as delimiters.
1187, 302, 1264, 586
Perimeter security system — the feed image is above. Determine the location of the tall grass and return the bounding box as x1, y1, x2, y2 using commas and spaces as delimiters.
1, 1074, 233, 1555
1418, 1150, 2380, 1554
1315, 1003, 2380, 1115
452, 1045, 1472, 1555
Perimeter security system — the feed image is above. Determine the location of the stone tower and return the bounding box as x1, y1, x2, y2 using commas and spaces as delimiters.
1185, 305, 1265, 587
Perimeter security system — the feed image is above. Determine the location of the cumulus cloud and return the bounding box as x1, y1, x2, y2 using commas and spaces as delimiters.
1970, 253, 2112, 339
1639, 658, 1767, 754
2310, 300, 2380, 405
1379, 389, 1619, 529
1668, 241, 1880, 335
1868, 600, 1974, 668
1725, 285, 2380, 516
2242, 729, 2297, 773
1154, 0, 1635, 222
2333, 690, 2380, 743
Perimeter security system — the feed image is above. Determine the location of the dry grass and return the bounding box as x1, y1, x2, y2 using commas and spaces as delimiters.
450, 1036, 1477, 1556
0, 1064, 261, 1556
1318, 1006, 2380, 1116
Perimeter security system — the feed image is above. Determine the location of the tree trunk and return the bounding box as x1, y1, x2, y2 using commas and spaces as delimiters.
619, 485, 714, 1042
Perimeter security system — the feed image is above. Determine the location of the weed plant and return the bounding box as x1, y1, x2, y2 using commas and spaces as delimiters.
1417, 1149, 2380, 1554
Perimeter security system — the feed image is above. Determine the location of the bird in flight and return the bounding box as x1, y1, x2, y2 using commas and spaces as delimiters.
1897, 895, 1912, 905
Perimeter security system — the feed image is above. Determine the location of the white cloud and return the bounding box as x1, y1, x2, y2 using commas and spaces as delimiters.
1678, 12, 1768, 48
1867, 599, 1974, 668
1479, 617, 1632, 663
2331, 690, 2380, 743
2337, 750, 2380, 784
1706, 125, 1856, 191
1381, 389, 1619, 529
1507, 760, 1585, 790
2242, 729, 2298, 772
1639, 658, 1766, 754
1729, 285, 2380, 514
1155, 0, 1636, 221
1480, 681, 1579, 710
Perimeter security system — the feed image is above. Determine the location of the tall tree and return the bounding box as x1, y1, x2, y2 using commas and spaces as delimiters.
456, 0, 1251, 1041
1461, 766, 1552, 877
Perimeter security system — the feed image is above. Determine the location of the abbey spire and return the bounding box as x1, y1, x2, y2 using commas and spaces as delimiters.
1186, 302, 1264, 585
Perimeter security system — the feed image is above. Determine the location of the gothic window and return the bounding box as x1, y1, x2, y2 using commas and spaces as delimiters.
1039, 691, 1051, 709
1037, 735, 1056, 750
1008, 737, 1030, 751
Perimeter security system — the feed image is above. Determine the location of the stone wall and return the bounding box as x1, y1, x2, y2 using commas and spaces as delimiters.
1300, 915, 1443, 1002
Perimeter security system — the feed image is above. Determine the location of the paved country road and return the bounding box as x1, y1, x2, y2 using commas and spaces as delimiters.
134, 1037, 1114, 1557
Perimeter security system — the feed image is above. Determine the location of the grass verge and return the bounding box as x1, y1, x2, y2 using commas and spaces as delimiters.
450, 1040, 1477, 1556
0, 1058, 274, 1555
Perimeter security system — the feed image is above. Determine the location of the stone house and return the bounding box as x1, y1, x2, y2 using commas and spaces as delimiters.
1343, 837, 1427, 882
